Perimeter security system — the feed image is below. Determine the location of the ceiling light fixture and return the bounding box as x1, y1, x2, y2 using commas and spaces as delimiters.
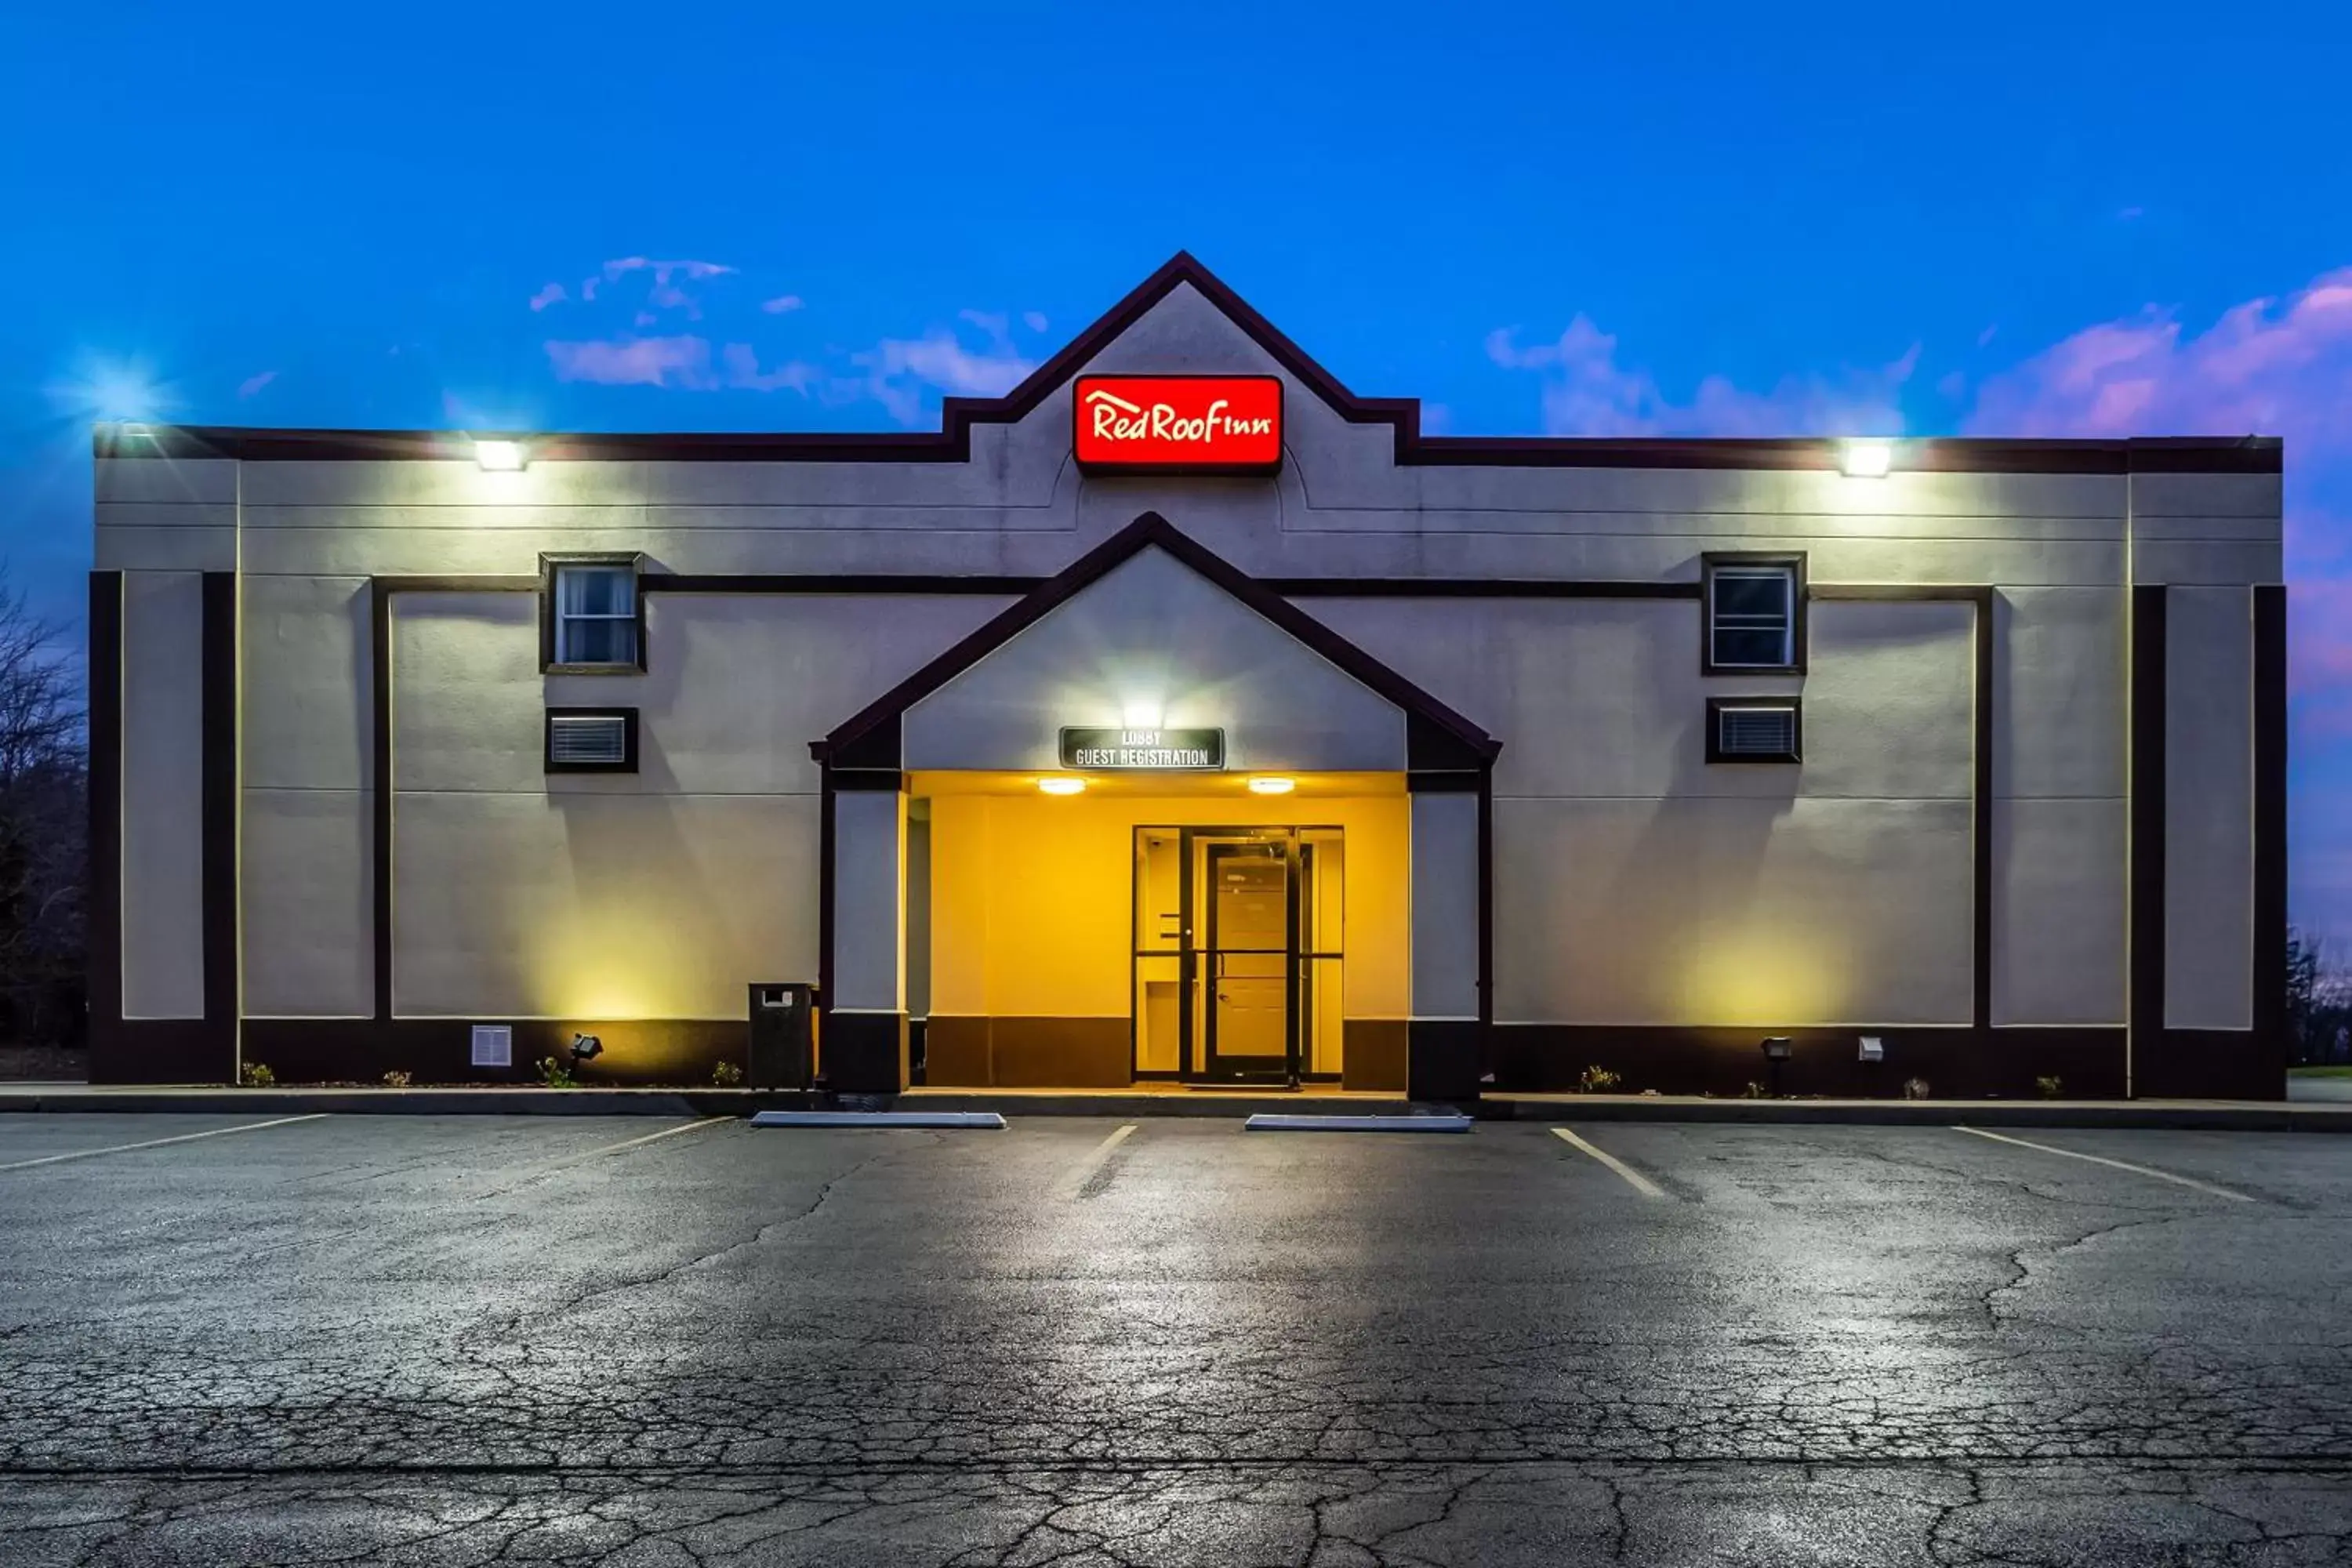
1038, 776, 1086, 796
1247, 776, 1295, 795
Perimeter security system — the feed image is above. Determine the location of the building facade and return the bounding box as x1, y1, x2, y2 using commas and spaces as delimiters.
89, 255, 2288, 1098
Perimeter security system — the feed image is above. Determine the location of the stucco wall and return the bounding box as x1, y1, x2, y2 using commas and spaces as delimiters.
118, 571, 207, 1018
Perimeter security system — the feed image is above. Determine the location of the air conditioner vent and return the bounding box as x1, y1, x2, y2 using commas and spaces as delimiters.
471, 1024, 513, 1068
1709, 701, 1801, 763
546, 709, 637, 771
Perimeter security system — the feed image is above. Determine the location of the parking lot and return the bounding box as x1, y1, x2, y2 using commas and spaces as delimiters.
2, 1112, 2348, 1566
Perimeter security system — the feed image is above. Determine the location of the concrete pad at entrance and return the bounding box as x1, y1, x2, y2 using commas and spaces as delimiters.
1243, 1112, 1473, 1133
750, 1110, 1006, 1130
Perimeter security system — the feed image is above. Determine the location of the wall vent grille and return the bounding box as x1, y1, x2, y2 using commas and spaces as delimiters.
471, 1024, 513, 1069
1710, 701, 1801, 763
545, 709, 637, 771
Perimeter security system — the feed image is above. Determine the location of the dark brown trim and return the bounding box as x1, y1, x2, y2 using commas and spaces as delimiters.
1477, 764, 1494, 1037
1272, 578, 1702, 600
829, 768, 905, 792
85, 572, 122, 1048
649, 575, 1044, 596
543, 707, 640, 774
371, 581, 394, 1021
1702, 552, 1809, 675
1704, 695, 1803, 764
91, 253, 2284, 477
539, 553, 648, 674
2253, 584, 2288, 1072
815, 512, 1501, 771
1406, 769, 1483, 793
816, 764, 837, 1011
2130, 584, 2168, 1091
238, 1018, 752, 1087
201, 573, 239, 1062
1490, 1024, 2130, 1099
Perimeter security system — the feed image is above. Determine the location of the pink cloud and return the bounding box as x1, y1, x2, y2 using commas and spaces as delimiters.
761, 294, 804, 314
1486, 318, 1916, 437
720, 343, 818, 393
851, 328, 1036, 426
528, 283, 567, 311
236, 369, 278, 399
1023, 310, 1049, 333
544, 336, 716, 388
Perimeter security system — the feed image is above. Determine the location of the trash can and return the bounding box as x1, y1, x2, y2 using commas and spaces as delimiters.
747, 982, 816, 1090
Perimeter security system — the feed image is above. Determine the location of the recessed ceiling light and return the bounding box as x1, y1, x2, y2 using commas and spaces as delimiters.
1038, 776, 1086, 796
1247, 776, 1295, 795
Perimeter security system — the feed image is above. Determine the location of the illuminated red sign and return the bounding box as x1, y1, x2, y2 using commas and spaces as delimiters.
1073, 376, 1283, 473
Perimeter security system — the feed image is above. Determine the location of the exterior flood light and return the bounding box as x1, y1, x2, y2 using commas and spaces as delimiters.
568, 1032, 604, 1065
1038, 776, 1086, 796
474, 439, 528, 471
1247, 776, 1295, 795
1838, 439, 1894, 478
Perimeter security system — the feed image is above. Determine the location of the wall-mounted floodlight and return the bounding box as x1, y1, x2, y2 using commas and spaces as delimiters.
1838, 439, 1894, 478
568, 1032, 604, 1065
1037, 776, 1086, 796
474, 439, 528, 471
1247, 776, 1296, 795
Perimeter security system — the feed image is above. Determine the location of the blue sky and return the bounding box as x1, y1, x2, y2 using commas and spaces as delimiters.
5, 2, 2350, 942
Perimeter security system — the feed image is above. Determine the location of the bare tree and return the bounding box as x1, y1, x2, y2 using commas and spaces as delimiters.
0, 575, 85, 1047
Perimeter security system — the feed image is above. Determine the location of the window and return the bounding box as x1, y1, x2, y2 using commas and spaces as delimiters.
543, 556, 642, 670
545, 707, 639, 773
1706, 697, 1802, 764
1703, 553, 1806, 673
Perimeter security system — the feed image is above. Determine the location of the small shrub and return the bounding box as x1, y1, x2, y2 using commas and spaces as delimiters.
2035, 1075, 2063, 1099
712, 1060, 745, 1087
535, 1057, 576, 1089
381, 1069, 412, 1088
1740, 1080, 1766, 1100
1577, 1065, 1623, 1094
238, 1062, 276, 1087
1903, 1076, 1933, 1101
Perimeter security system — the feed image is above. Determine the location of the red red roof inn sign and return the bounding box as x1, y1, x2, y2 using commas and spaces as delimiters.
1073, 375, 1283, 474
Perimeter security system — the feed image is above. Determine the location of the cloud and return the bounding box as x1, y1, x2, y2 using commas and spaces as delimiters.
236, 370, 278, 399
528, 283, 567, 311
567, 257, 739, 320
543, 334, 815, 394
1486, 317, 1916, 437
761, 295, 804, 314
1023, 310, 1049, 333
850, 327, 1036, 426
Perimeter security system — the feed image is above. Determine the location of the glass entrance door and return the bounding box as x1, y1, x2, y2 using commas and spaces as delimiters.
1131, 826, 1345, 1087
1200, 836, 1293, 1081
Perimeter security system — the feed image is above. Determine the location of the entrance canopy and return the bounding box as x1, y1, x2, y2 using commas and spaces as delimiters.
814, 512, 1498, 778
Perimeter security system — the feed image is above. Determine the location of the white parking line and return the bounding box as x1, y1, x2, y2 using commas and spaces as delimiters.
0, 1114, 330, 1172
1952, 1126, 2255, 1202
1062, 1123, 1138, 1197
1552, 1127, 1668, 1199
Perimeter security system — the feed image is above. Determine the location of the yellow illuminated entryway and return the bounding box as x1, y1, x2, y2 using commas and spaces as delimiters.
913, 771, 1408, 1090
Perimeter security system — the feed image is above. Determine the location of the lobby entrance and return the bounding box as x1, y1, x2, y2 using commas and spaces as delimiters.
1132, 826, 1345, 1086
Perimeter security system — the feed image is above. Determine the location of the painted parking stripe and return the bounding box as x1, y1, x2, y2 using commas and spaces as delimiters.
582, 1116, 732, 1157
0, 1114, 329, 1172
1952, 1126, 2255, 1202
1552, 1127, 1669, 1199
1062, 1123, 1138, 1198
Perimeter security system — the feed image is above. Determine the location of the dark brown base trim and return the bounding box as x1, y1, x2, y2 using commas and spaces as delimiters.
924, 1016, 1129, 1088
1342, 1019, 1408, 1092
1407, 1018, 1484, 1102
88, 1020, 240, 1086
240, 1018, 747, 1087
822, 1011, 909, 1094
1479, 1024, 2291, 1100
2132, 1028, 2286, 1102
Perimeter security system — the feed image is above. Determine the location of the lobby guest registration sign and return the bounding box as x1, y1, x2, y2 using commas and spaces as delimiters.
1073, 376, 1283, 474
1059, 728, 1227, 771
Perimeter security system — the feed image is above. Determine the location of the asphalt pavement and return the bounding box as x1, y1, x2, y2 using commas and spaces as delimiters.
1, 1112, 2347, 1565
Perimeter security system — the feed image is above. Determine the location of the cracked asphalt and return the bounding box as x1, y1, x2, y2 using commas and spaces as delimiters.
1, 1113, 2348, 1566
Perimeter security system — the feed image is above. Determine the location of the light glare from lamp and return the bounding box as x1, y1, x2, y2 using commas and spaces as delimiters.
1247, 776, 1295, 795
474, 439, 528, 471
1038, 776, 1086, 796
1840, 439, 1893, 478
1120, 699, 1164, 728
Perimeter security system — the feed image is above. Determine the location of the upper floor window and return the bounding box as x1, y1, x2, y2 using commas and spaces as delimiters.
1702, 554, 1806, 673
543, 556, 642, 671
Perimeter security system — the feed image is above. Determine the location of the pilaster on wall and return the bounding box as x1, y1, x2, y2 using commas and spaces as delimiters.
823, 772, 909, 1091
1406, 778, 1486, 1100
88, 569, 241, 1084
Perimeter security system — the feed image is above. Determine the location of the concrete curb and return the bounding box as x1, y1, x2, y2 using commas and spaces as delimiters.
1, 1087, 2345, 1131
